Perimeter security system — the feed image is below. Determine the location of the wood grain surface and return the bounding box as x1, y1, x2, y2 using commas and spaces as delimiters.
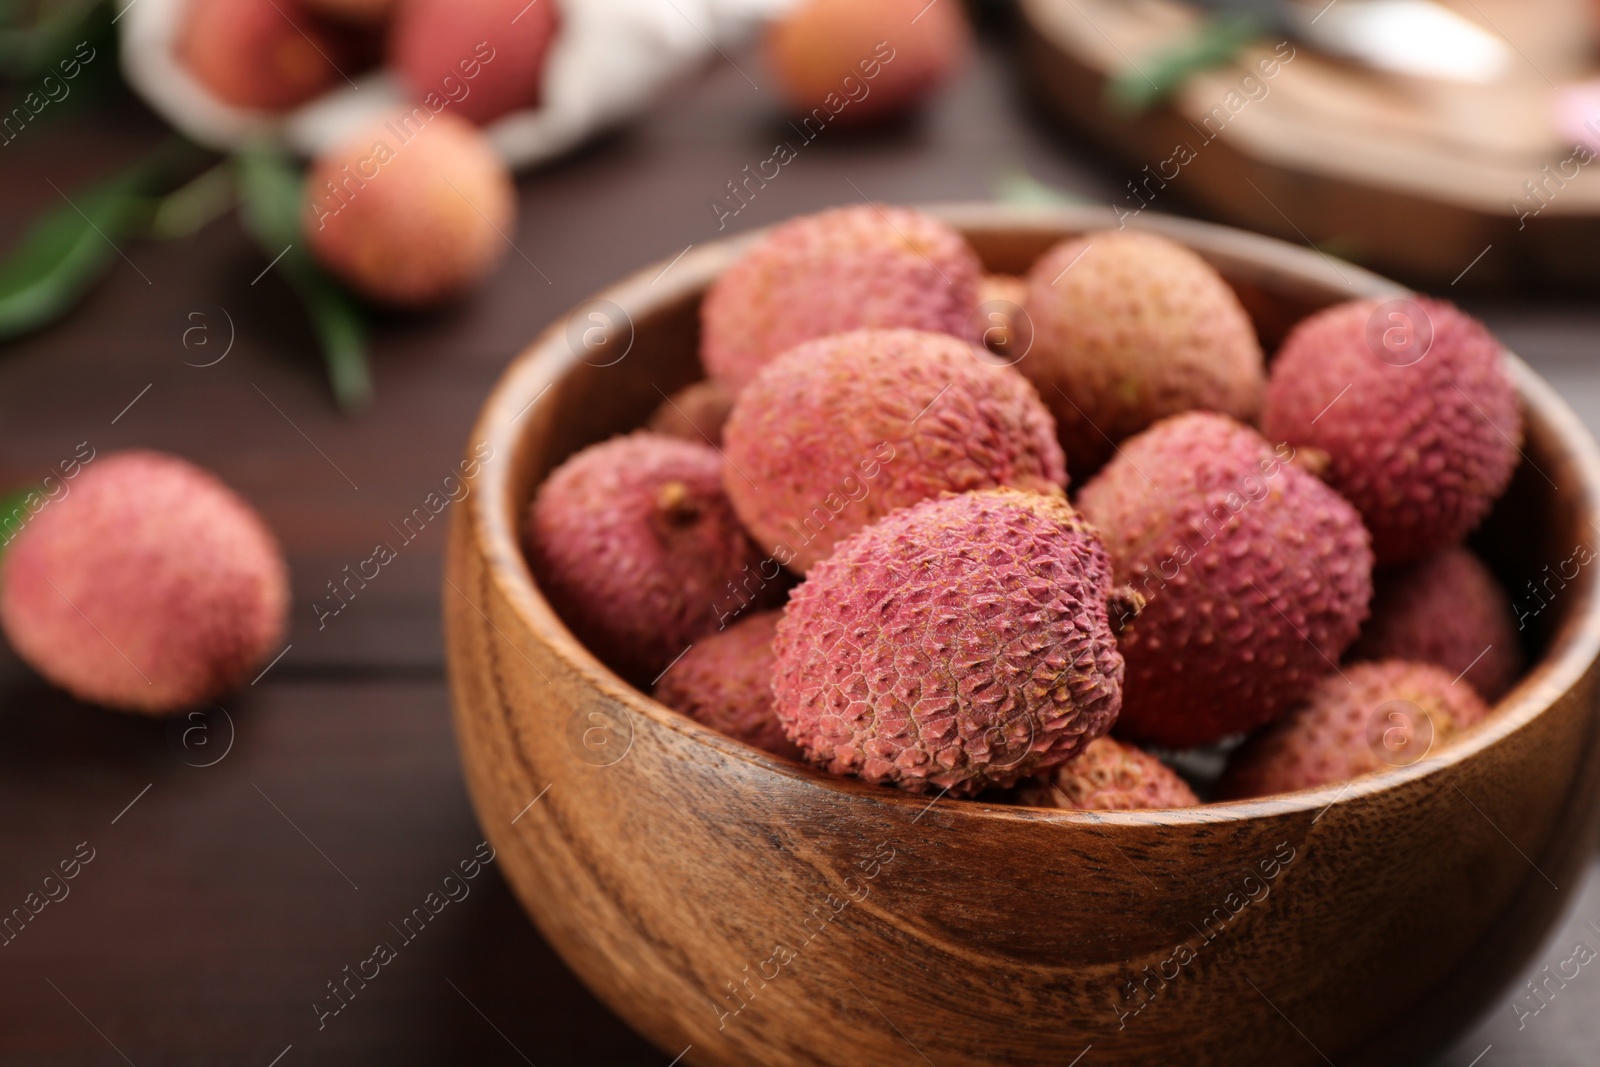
1020, 0, 1600, 287
3, 23, 1600, 1067
446, 203, 1600, 1067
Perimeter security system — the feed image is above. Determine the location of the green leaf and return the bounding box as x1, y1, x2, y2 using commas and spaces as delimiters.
992, 169, 1093, 207
1107, 12, 1264, 113
234, 144, 302, 246
148, 161, 236, 240
0, 166, 156, 342
0, 488, 33, 567
235, 145, 372, 413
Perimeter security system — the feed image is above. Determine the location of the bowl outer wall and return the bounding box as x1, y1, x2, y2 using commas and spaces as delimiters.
444, 204, 1600, 1067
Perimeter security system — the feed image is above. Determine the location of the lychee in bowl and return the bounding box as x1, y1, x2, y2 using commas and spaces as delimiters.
444, 204, 1600, 1067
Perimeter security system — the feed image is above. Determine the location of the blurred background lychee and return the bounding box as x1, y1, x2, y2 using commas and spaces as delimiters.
303, 110, 516, 306
0, 452, 289, 716
389, 0, 560, 126
179, 0, 353, 110
764, 0, 970, 125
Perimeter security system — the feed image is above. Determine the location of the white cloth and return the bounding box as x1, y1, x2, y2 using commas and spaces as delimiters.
120, 0, 794, 167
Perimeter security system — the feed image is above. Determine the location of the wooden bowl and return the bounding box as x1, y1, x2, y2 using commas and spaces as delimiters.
444, 205, 1600, 1067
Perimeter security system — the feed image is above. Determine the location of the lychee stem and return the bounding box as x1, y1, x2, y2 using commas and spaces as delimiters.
1289, 445, 1332, 480
656, 480, 700, 525
1108, 586, 1146, 634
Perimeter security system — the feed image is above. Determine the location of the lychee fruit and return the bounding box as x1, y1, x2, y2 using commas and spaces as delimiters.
653, 610, 801, 761
1216, 660, 1491, 798
179, 0, 349, 111
765, 0, 969, 125
525, 433, 782, 685
1262, 297, 1521, 565
1020, 230, 1265, 479
303, 110, 515, 306
389, 0, 559, 126
772, 488, 1126, 795
1016, 737, 1198, 810
1076, 412, 1373, 748
722, 328, 1066, 574
646, 381, 734, 447
1347, 546, 1522, 702
700, 205, 982, 393
0, 451, 289, 715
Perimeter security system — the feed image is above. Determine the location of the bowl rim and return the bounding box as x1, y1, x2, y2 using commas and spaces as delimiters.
460, 202, 1600, 827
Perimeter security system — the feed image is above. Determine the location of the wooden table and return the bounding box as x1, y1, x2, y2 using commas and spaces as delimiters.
1, 28, 1597, 1067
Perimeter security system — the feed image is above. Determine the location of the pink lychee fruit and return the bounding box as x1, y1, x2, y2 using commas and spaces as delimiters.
389, 0, 560, 126
1076, 412, 1373, 748
1020, 229, 1265, 479
1262, 297, 1521, 565
1217, 660, 1491, 798
772, 488, 1127, 796
524, 433, 782, 684
1347, 546, 1522, 702
1016, 737, 1199, 810
700, 205, 982, 393
180, 0, 350, 111
646, 380, 734, 447
653, 610, 801, 761
764, 0, 970, 125
303, 111, 515, 306
0, 451, 289, 715
722, 328, 1066, 574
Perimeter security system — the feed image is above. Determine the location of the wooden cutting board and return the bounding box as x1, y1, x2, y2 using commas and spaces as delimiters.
1019, 0, 1600, 287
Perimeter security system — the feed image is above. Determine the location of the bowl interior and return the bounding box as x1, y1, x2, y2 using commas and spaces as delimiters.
483, 204, 1600, 811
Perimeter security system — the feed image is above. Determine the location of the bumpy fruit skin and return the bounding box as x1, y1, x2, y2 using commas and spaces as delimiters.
646, 380, 734, 447
654, 611, 802, 761
764, 0, 969, 125
1021, 230, 1265, 479
525, 433, 781, 685
1263, 298, 1520, 565
1217, 660, 1490, 798
700, 206, 982, 393
1076, 412, 1373, 747
303, 111, 514, 306
723, 329, 1066, 574
390, 0, 559, 125
772, 489, 1125, 795
1016, 737, 1198, 810
180, 0, 347, 110
1348, 546, 1522, 702
0, 451, 288, 715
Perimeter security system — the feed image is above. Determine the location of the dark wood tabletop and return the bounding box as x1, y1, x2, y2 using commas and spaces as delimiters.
2, 22, 1598, 1067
